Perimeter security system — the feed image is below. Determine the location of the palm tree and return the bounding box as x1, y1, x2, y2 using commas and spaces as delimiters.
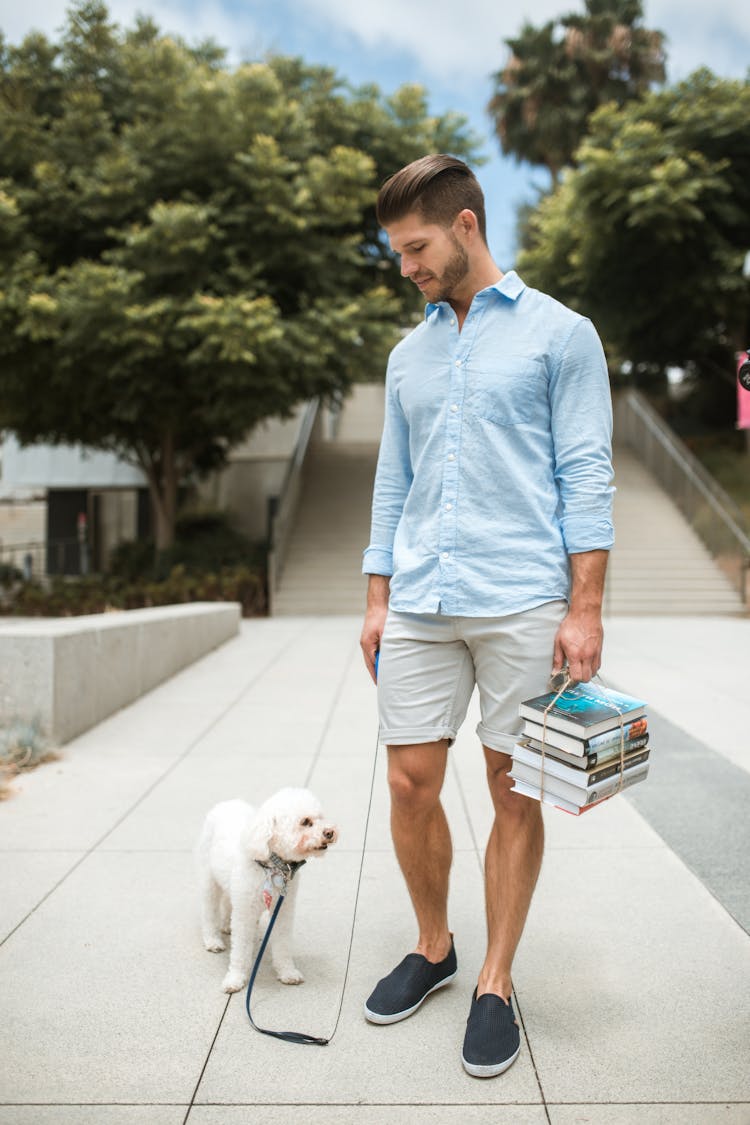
488, 0, 665, 184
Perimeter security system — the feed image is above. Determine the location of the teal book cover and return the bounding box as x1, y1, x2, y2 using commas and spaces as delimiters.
519, 681, 646, 732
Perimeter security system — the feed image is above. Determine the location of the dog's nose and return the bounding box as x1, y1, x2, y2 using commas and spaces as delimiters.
323, 828, 335, 841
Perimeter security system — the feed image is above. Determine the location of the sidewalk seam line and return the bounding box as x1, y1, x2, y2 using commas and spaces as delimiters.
182, 994, 232, 1125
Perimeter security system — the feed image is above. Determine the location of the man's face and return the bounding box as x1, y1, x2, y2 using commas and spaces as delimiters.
385, 213, 470, 304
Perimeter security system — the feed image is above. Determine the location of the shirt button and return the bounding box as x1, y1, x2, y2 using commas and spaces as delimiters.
445, 503, 453, 511
455, 359, 462, 367
449, 318, 456, 326
442, 552, 449, 559
447, 453, 455, 461
450, 404, 458, 412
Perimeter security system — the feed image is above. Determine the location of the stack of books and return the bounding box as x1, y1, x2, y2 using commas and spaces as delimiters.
510, 681, 649, 815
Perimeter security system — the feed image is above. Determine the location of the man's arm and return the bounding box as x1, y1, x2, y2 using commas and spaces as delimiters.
547, 317, 614, 683
360, 359, 411, 681
553, 549, 608, 683
360, 574, 390, 684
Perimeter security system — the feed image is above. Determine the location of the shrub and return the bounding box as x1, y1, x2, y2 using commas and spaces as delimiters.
0, 562, 22, 585
0, 719, 58, 801
110, 509, 265, 581
0, 564, 267, 618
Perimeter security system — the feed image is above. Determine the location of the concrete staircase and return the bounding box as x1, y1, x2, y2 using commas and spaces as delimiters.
271, 386, 746, 617
270, 440, 378, 616
271, 386, 384, 616
604, 447, 746, 615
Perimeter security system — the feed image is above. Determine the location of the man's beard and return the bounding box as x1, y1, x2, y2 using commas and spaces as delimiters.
430, 235, 470, 302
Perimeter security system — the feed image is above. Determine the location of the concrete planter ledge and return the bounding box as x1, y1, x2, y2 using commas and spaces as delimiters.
0, 602, 241, 745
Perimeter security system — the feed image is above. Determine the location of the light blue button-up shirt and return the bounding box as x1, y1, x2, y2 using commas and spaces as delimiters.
362, 272, 615, 616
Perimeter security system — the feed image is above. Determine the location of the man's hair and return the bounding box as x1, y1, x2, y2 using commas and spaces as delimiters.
376, 154, 487, 243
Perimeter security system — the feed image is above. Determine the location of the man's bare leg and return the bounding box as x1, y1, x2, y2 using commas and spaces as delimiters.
387, 740, 453, 963
477, 745, 544, 999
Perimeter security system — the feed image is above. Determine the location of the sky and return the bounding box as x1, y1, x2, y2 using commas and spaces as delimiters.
2, 0, 749, 267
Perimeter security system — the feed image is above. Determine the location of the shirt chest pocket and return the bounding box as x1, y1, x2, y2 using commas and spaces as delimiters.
469, 358, 545, 427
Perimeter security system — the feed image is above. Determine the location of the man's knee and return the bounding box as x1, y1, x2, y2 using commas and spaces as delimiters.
387, 741, 447, 813
484, 746, 538, 818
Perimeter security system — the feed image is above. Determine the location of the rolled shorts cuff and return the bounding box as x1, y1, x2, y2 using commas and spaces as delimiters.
476, 724, 517, 756
379, 725, 457, 747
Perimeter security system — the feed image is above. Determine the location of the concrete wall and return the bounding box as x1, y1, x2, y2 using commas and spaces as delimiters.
0, 501, 46, 542
202, 458, 288, 542
0, 436, 147, 492
197, 408, 308, 541
0, 602, 240, 745
96, 490, 140, 568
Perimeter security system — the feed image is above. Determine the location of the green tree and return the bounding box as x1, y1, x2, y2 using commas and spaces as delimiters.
517, 70, 750, 382
0, 2, 479, 549
488, 0, 665, 183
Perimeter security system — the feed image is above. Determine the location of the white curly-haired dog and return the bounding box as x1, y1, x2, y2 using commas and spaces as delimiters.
196, 787, 338, 994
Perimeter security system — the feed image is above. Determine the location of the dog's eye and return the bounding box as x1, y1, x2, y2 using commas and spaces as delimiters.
301, 817, 313, 827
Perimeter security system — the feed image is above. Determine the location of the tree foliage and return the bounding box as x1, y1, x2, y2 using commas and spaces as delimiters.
517, 70, 750, 382
488, 0, 665, 182
0, 2, 479, 548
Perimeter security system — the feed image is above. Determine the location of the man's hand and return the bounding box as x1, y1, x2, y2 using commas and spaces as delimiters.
553, 549, 608, 684
361, 575, 390, 684
552, 610, 603, 684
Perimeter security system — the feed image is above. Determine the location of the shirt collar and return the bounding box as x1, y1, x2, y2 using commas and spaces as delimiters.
425, 270, 526, 320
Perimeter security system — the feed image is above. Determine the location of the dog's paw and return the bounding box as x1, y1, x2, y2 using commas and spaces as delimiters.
203, 936, 226, 953
277, 966, 304, 985
222, 970, 247, 993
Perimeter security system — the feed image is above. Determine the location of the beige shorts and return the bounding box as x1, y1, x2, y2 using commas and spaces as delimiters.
377, 601, 568, 754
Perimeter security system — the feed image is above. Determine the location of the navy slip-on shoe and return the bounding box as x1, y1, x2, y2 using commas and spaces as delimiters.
461, 989, 521, 1077
364, 938, 457, 1025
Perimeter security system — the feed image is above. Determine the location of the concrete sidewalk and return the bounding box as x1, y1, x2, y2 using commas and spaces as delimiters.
1, 614, 749, 1124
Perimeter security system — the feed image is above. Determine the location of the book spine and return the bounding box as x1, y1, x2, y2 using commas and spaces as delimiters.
587, 749, 650, 786
511, 778, 598, 816
510, 761, 649, 806
521, 721, 581, 754
585, 734, 649, 767
520, 694, 648, 740
522, 734, 649, 769
521, 716, 646, 755
582, 763, 649, 806
512, 765, 648, 812
585, 719, 648, 752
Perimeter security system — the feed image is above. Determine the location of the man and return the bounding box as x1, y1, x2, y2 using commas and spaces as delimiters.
360, 154, 614, 1078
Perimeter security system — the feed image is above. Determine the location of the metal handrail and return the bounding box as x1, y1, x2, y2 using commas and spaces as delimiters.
614, 389, 750, 603
266, 399, 320, 614
0, 537, 87, 579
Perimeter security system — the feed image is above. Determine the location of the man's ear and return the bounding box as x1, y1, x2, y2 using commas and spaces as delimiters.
454, 208, 479, 240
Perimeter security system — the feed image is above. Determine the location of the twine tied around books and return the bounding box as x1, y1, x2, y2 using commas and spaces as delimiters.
538, 674, 628, 806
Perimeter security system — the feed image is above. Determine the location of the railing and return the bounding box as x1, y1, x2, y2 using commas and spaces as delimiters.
0, 537, 92, 580
266, 399, 320, 614
614, 389, 750, 604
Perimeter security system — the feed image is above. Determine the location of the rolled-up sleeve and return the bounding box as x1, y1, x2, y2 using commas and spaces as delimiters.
549, 318, 615, 554
362, 363, 413, 576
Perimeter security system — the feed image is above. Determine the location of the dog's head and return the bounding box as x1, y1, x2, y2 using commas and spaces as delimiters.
243, 787, 339, 863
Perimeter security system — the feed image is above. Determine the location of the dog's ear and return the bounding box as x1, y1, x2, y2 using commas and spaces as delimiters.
243, 808, 276, 862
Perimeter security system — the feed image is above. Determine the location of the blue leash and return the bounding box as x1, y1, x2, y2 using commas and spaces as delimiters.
244, 886, 329, 1046
244, 712, 382, 1047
